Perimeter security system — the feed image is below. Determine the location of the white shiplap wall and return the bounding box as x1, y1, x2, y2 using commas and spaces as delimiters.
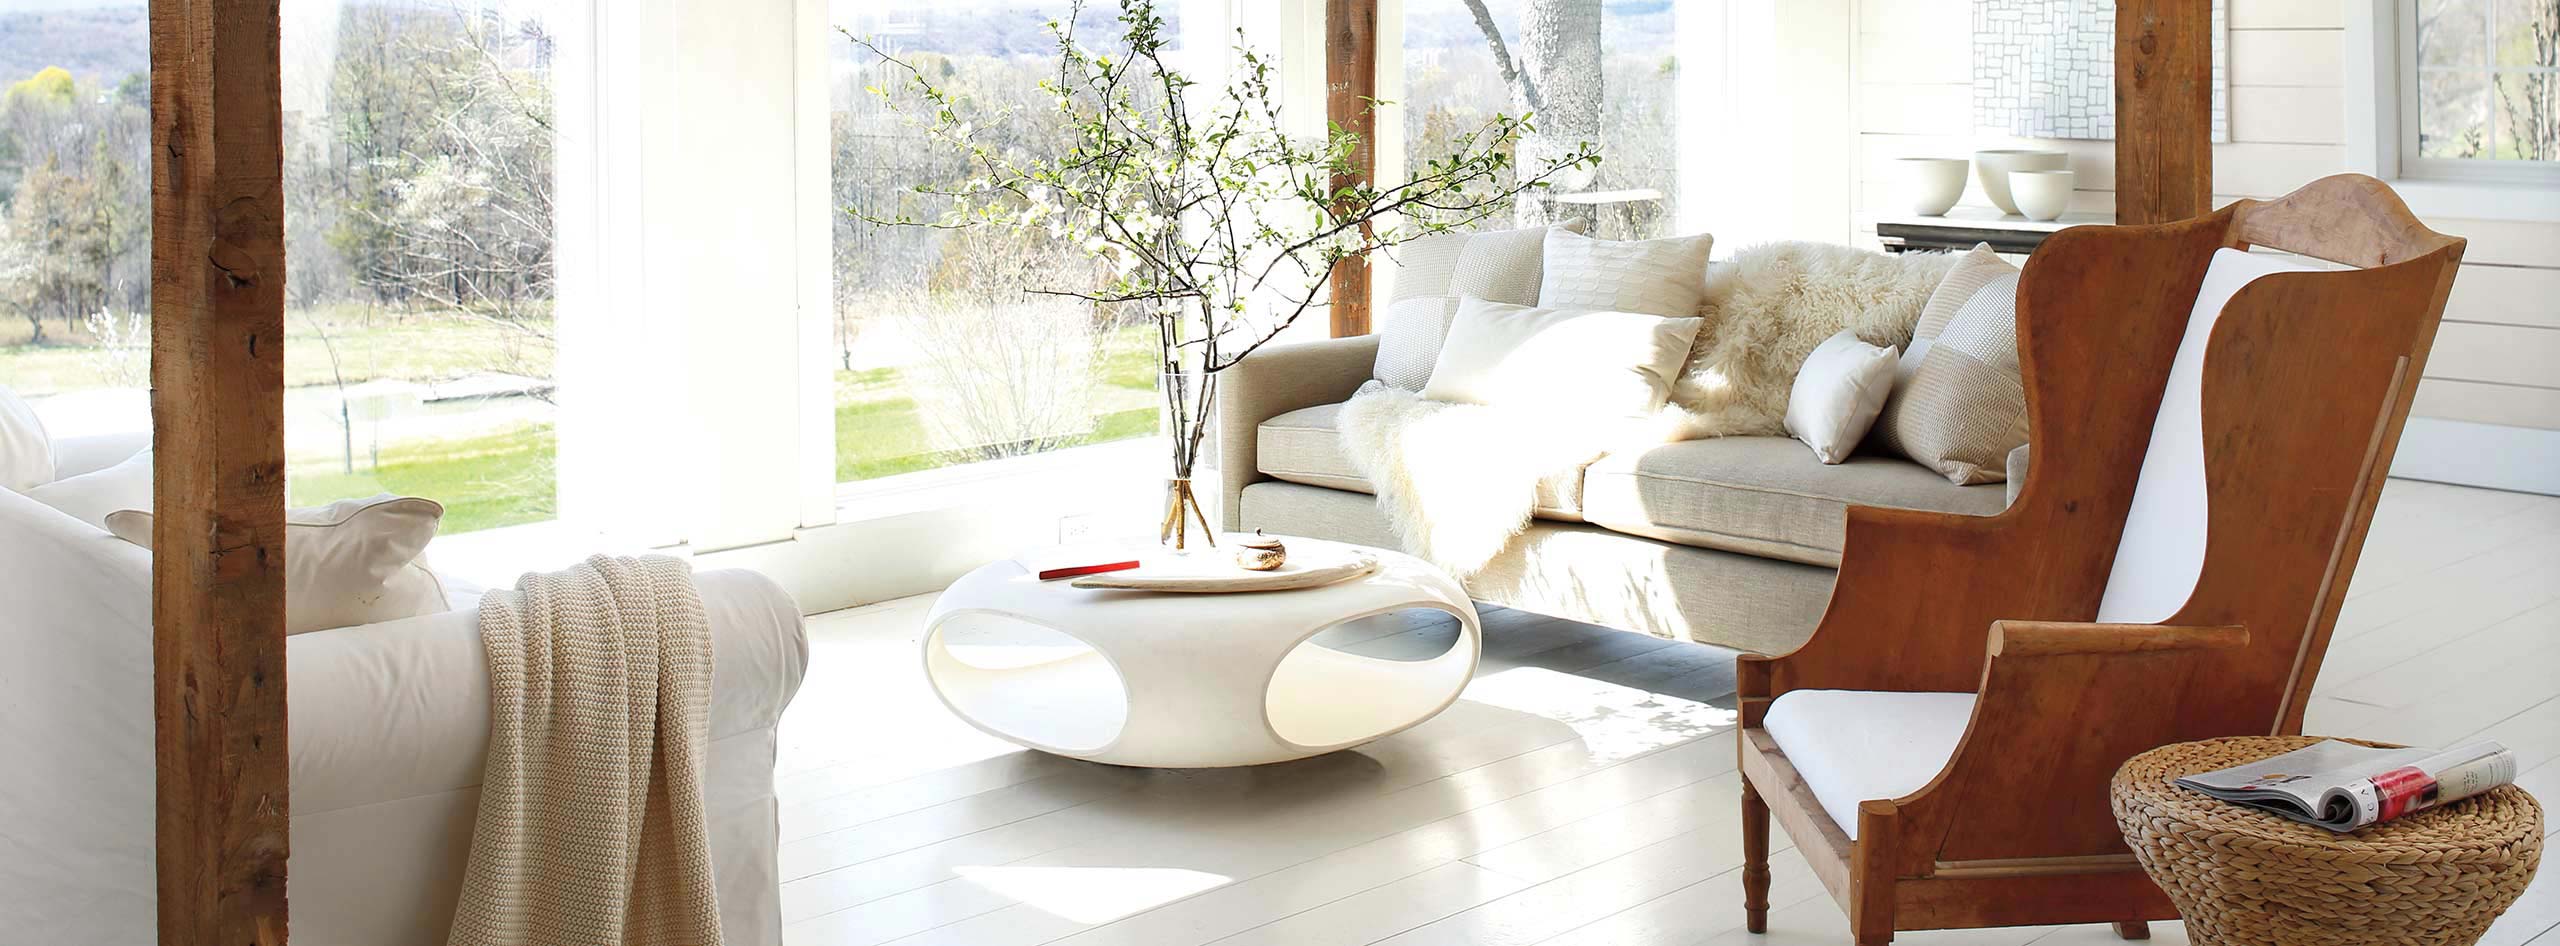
1848, 0, 2560, 435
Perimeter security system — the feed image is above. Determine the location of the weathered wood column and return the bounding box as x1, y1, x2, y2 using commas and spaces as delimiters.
2115, 0, 2214, 224
150, 0, 292, 942
1326, 0, 1379, 337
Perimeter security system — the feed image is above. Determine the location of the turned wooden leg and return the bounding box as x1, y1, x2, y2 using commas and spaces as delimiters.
1741, 780, 1771, 934
2114, 920, 2150, 940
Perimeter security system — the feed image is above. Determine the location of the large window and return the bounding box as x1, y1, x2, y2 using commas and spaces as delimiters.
2405, 0, 2559, 179
1399, 0, 1684, 240
826, 0, 1168, 484
277, 0, 563, 533
0, 5, 152, 435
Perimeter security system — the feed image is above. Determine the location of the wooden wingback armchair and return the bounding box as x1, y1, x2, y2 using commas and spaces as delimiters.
1734, 175, 2465, 945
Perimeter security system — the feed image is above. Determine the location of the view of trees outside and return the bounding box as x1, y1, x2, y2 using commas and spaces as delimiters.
827, 0, 1170, 483
1401, 0, 1681, 239
2414, 0, 2559, 162
0, 0, 562, 533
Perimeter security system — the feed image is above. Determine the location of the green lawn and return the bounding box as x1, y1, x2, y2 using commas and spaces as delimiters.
0, 304, 551, 396
18, 313, 1163, 536
288, 423, 557, 535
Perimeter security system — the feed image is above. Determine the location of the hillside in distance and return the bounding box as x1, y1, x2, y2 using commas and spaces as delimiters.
0, 6, 146, 89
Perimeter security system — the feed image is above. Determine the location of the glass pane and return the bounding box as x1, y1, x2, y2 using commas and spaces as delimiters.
2493, 71, 2558, 159
2419, 68, 2494, 158
279, 0, 563, 533
2417, 0, 2490, 68
2494, 0, 2557, 67
826, 0, 1166, 484
0, 11, 153, 436
1399, 0, 1682, 240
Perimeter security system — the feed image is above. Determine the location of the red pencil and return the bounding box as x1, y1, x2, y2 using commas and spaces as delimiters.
1036, 559, 1142, 581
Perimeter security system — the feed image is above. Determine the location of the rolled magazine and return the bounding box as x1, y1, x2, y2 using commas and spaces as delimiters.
2175, 739, 2516, 832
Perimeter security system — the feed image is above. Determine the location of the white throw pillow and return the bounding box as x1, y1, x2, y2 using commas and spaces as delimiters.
24, 448, 151, 530
1374, 224, 1574, 390
1785, 332, 1900, 464
1, 383, 54, 491
1537, 228, 1716, 318
1420, 296, 1703, 417
106, 494, 452, 635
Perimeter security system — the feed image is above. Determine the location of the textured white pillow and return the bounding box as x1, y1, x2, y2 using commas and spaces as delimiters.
24, 448, 151, 530
1537, 229, 1716, 317
1373, 224, 1573, 390
1784, 332, 1899, 464
1421, 296, 1703, 417
0, 383, 54, 491
106, 494, 452, 635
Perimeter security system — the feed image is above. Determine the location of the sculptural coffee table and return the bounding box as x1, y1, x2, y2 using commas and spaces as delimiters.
923, 537, 1482, 767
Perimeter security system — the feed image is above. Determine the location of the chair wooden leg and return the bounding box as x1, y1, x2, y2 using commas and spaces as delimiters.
1742, 779, 1771, 934
2114, 920, 2150, 940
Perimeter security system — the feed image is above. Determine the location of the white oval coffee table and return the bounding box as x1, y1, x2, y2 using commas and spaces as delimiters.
923, 537, 1482, 768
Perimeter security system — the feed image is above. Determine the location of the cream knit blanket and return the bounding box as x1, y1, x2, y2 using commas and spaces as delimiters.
451, 554, 722, 946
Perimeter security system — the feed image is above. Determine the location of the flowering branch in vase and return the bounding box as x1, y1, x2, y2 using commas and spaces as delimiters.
842, 0, 1596, 546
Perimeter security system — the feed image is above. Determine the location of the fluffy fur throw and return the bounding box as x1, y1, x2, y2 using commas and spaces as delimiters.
1664, 241, 1958, 440
1339, 242, 1959, 574
1338, 385, 1652, 576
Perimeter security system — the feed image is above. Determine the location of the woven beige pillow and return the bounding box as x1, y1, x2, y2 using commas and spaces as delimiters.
1876, 270, 2028, 484
1373, 224, 1577, 390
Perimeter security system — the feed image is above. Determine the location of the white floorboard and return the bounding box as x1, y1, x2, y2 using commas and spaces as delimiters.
776, 478, 2560, 945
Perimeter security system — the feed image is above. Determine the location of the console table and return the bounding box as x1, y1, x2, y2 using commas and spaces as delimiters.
1872, 206, 2114, 255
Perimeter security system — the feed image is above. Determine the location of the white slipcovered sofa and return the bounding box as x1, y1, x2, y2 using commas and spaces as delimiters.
0, 431, 810, 946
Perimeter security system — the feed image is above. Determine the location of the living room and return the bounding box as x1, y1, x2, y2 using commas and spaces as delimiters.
3, 0, 2555, 944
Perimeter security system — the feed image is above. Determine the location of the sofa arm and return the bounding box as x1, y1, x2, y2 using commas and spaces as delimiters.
285, 567, 810, 816
1214, 334, 1380, 531
50, 430, 151, 480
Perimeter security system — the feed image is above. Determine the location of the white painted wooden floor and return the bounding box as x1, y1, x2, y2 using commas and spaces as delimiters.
773, 478, 2560, 946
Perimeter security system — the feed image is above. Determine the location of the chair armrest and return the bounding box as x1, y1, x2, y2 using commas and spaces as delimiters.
49, 431, 151, 480
1740, 505, 2025, 713
1213, 334, 1381, 530
1879, 620, 2251, 869
285, 567, 809, 816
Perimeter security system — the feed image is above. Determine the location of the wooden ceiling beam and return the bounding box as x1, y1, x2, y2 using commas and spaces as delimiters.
2115, 0, 2215, 225
149, 0, 292, 942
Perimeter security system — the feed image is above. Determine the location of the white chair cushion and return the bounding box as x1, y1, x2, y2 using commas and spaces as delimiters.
2097, 248, 2328, 623
1760, 689, 1978, 839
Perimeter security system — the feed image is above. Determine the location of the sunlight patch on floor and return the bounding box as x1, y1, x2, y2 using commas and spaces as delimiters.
951, 866, 1231, 925
1461, 666, 1739, 763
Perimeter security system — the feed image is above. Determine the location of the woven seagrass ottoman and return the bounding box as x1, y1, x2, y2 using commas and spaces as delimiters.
2112, 736, 2544, 946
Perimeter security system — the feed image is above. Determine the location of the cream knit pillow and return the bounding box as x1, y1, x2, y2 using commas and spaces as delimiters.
1422, 296, 1703, 417
1537, 229, 1716, 318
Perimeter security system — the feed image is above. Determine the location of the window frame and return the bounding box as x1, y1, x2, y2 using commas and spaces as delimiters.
2394, 0, 2560, 186
2347, 0, 2560, 221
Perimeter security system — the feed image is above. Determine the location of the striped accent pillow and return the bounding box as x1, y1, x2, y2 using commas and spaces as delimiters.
1875, 271, 2028, 484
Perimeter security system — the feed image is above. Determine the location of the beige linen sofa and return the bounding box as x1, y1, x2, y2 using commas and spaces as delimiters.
1216, 334, 2009, 655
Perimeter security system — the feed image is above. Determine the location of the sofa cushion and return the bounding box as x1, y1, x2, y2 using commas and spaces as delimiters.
1761, 689, 1976, 840
1581, 436, 2004, 566
1256, 402, 1584, 519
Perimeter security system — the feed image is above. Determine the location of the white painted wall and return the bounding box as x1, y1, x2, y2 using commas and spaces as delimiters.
1849, 0, 2560, 491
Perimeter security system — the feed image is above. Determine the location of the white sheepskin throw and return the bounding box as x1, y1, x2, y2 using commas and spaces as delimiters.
1665, 242, 1958, 440
1338, 385, 1654, 576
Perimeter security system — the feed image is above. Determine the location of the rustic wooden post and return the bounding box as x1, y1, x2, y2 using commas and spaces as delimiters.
1326, 0, 1379, 337
2115, 0, 2214, 224
150, 0, 292, 942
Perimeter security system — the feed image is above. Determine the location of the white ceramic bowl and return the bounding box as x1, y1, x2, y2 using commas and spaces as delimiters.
2009, 169, 2075, 222
1974, 149, 2068, 215
1891, 158, 1969, 216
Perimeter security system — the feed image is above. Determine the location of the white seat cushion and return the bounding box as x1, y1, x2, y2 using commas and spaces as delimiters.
1760, 689, 1977, 839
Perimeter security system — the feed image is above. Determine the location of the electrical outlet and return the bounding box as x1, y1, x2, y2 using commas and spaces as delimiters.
1058, 513, 1097, 544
